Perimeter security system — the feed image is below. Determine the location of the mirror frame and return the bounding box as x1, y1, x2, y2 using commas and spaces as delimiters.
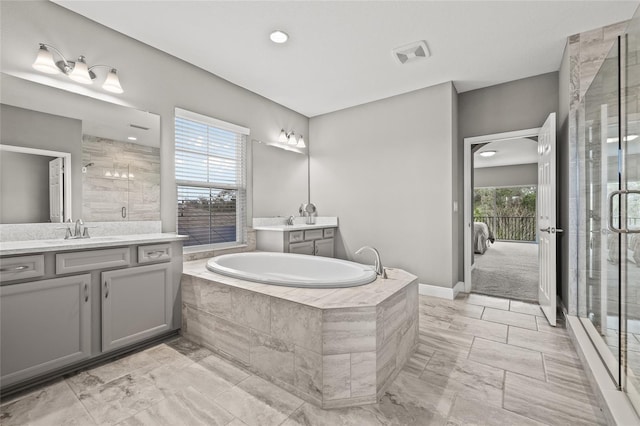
0, 144, 72, 222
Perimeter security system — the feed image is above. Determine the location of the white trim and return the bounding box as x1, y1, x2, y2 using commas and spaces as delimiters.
175, 107, 250, 135
567, 316, 639, 426
463, 128, 541, 293
419, 282, 464, 300
0, 144, 72, 223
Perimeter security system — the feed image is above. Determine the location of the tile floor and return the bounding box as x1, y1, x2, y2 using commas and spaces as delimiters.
0, 293, 607, 425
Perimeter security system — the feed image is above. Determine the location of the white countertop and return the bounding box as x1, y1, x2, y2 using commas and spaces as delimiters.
0, 233, 188, 256
252, 216, 338, 231
252, 223, 338, 231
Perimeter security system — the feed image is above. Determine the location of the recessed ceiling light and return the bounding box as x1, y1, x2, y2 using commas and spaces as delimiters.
128, 136, 137, 141
479, 150, 497, 157
270, 30, 289, 44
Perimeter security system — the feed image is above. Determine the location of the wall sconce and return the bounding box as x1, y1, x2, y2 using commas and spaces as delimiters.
32, 43, 124, 94
278, 129, 306, 148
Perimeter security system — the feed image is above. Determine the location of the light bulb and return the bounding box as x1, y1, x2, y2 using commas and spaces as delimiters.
287, 132, 297, 145
278, 129, 288, 143
32, 45, 60, 74
105, 171, 112, 177
69, 56, 92, 84
297, 135, 306, 148
102, 69, 123, 93
270, 30, 289, 44
114, 171, 120, 178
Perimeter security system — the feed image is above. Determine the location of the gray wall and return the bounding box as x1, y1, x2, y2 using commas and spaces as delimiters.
0, 104, 82, 220
309, 82, 459, 288
0, 151, 53, 223
458, 72, 558, 298
1, 1, 309, 232
474, 163, 538, 188
458, 72, 559, 138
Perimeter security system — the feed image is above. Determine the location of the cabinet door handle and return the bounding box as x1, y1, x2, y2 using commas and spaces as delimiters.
104, 281, 109, 299
84, 283, 89, 302
147, 250, 165, 258
122, 207, 127, 219
0, 265, 29, 272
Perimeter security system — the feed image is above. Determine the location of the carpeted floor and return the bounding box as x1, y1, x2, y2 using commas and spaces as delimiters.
471, 241, 538, 302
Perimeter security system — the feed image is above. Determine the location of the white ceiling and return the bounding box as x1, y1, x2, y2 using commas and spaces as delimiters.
53, 1, 638, 117
474, 138, 538, 168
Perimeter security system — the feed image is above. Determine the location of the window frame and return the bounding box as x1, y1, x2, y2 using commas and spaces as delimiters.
174, 107, 250, 249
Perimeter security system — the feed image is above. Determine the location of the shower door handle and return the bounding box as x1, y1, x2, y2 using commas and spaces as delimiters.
608, 190, 640, 234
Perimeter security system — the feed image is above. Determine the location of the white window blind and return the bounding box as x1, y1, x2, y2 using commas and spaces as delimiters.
175, 108, 249, 247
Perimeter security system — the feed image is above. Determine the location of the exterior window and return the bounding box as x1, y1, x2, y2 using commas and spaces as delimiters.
175, 108, 248, 247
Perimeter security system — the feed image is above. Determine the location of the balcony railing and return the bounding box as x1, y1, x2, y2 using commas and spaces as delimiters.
474, 216, 537, 242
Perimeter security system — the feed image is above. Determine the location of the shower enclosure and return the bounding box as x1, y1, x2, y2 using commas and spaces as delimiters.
579, 7, 640, 414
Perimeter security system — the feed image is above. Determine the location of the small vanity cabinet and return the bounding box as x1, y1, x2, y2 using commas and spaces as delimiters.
0, 235, 185, 391
256, 226, 336, 257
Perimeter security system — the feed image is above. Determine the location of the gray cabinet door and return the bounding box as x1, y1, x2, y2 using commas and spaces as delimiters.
315, 238, 335, 257
0, 274, 91, 387
101, 263, 172, 352
289, 241, 315, 255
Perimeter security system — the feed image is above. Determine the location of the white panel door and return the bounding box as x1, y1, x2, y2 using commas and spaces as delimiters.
538, 113, 558, 326
49, 157, 63, 223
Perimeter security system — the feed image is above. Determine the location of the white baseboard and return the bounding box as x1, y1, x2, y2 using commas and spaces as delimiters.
419, 282, 465, 300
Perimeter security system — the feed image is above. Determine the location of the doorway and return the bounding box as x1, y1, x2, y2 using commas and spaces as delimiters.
463, 128, 541, 303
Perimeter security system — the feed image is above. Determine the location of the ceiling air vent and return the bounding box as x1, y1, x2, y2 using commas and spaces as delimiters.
392, 40, 430, 65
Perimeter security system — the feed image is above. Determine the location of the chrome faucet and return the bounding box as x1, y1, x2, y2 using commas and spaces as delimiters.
286, 215, 295, 226
355, 246, 387, 278
74, 219, 84, 237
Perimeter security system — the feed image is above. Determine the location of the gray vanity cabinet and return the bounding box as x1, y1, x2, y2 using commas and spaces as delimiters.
101, 263, 172, 352
0, 274, 92, 387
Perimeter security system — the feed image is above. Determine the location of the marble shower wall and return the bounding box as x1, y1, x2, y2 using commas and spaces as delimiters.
82, 135, 160, 222
567, 20, 628, 316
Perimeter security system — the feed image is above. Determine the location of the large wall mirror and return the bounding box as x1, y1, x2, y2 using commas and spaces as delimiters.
251, 140, 309, 218
0, 73, 160, 224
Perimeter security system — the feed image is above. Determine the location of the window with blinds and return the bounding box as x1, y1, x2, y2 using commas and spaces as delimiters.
175, 108, 249, 247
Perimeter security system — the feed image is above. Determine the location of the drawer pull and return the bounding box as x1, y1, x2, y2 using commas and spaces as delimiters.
104, 281, 109, 299
0, 265, 30, 272
146, 250, 165, 258
84, 283, 89, 302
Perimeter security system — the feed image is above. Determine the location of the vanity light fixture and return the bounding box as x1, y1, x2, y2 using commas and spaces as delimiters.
270, 30, 289, 44
479, 150, 497, 157
32, 43, 124, 94
297, 135, 306, 148
607, 134, 639, 143
278, 128, 303, 147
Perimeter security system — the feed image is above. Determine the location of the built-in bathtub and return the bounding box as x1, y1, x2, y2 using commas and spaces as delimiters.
181, 253, 418, 409
206, 252, 377, 288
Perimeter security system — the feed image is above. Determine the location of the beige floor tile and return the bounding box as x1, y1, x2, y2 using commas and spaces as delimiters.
0, 380, 95, 426
117, 386, 235, 426
504, 372, 607, 425
469, 337, 545, 380
419, 327, 474, 357
508, 325, 577, 358
448, 314, 508, 343
482, 307, 538, 330
214, 376, 303, 426
420, 351, 504, 407
447, 395, 546, 426
458, 293, 510, 310
509, 300, 544, 316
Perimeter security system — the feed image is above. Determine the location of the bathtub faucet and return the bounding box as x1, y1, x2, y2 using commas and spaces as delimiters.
355, 246, 387, 279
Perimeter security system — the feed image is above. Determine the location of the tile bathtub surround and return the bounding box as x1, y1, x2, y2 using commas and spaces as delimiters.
1, 294, 607, 426
181, 260, 419, 408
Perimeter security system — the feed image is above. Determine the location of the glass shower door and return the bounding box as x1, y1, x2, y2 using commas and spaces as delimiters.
581, 41, 622, 386
580, 6, 640, 414
623, 10, 640, 411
